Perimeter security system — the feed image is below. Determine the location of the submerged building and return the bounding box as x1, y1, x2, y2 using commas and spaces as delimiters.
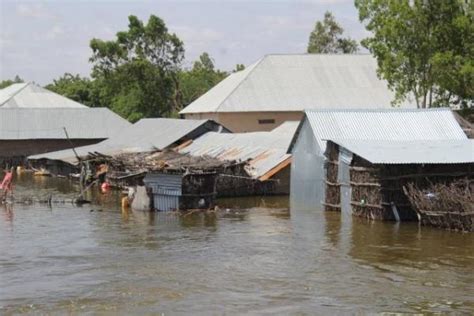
0, 82, 130, 165
180, 54, 416, 132
288, 108, 469, 213
28, 118, 226, 171
323, 139, 473, 222
179, 121, 299, 195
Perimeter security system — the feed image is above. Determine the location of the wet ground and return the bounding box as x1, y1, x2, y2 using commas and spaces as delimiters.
1, 173, 473, 314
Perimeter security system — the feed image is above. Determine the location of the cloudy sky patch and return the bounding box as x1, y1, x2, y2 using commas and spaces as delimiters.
0, 0, 366, 84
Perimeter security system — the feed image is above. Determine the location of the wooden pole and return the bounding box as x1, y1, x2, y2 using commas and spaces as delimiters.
63, 127, 81, 163
63, 127, 85, 194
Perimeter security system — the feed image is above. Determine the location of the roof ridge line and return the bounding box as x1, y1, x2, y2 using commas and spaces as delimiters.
214, 57, 266, 113
304, 107, 451, 113
0, 82, 30, 107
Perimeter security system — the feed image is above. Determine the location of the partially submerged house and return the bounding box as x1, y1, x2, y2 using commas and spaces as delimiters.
0, 82, 130, 165
179, 121, 299, 195
28, 118, 226, 174
324, 139, 473, 222
141, 122, 299, 211
180, 54, 415, 132
289, 108, 469, 212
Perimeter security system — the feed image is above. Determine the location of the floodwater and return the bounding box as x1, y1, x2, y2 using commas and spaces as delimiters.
1, 173, 473, 314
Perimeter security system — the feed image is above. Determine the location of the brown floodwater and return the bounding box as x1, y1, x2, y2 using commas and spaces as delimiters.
0, 172, 473, 314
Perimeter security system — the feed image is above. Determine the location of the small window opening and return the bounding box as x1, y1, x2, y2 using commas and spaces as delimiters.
258, 119, 275, 124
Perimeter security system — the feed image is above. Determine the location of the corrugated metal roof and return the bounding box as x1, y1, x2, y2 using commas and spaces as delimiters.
28, 118, 221, 164
329, 139, 474, 164
295, 108, 468, 153
180, 54, 416, 114
180, 121, 299, 178
0, 107, 130, 140
0, 82, 87, 108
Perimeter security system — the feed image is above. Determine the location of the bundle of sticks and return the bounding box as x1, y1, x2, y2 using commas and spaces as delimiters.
404, 179, 474, 232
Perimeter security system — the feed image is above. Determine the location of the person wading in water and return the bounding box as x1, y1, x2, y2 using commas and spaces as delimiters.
0, 167, 14, 202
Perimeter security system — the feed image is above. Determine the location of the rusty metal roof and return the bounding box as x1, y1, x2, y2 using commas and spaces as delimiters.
179, 121, 299, 178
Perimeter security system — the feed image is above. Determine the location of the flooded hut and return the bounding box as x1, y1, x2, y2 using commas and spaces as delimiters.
0, 82, 130, 166
323, 139, 474, 225
28, 118, 228, 177
288, 108, 469, 212
179, 121, 299, 196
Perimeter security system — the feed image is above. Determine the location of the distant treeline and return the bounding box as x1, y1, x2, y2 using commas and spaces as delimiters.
2, 2, 472, 120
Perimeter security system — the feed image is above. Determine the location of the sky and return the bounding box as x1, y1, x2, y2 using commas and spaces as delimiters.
0, 0, 368, 85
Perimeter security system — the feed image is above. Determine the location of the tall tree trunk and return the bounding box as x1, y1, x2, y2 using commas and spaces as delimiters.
413, 85, 420, 108
171, 76, 182, 115
428, 87, 433, 108
422, 88, 427, 109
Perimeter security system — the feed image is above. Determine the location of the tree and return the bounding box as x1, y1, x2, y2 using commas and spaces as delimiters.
307, 11, 358, 54
0, 75, 24, 89
234, 64, 245, 72
355, 0, 473, 108
45, 73, 98, 107
89, 15, 184, 121
178, 52, 228, 107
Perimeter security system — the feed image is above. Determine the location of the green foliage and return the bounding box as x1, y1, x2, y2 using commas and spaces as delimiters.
178, 52, 228, 107
234, 64, 245, 72
45, 73, 99, 107
89, 15, 185, 121
355, 0, 473, 108
307, 11, 358, 54
0, 75, 24, 89
41, 15, 236, 120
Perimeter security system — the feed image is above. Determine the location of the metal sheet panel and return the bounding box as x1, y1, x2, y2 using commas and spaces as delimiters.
290, 119, 325, 212
303, 108, 467, 153
0, 82, 87, 108
0, 107, 130, 140
338, 149, 353, 216
28, 118, 221, 163
144, 173, 182, 212
180, 121, 299, 178
330, 139, 474, 164
180, 54, 416, 114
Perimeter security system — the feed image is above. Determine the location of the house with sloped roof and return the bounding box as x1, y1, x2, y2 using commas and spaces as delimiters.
180, 54, 416, 132
288, 108, 470, 212
0, 82, 87, 108
0, 82, 130, 165
323, 139, 473, 224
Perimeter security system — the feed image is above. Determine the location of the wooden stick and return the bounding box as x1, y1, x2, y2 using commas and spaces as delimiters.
350, 201, 384, 209
349, 181, 381, 187
63, 127, 81, 163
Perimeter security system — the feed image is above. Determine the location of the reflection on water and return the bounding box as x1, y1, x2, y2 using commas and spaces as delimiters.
0, 173, 473, 314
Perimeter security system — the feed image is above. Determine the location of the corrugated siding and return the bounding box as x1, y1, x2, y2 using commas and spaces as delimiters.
180, 121, 299, 178
290, 119, 326, 211
180, 54, 416, 114
144, 173, 182, 211
304, 108, 467, 153
330, 139, 474, 164
0, 108, 130, 140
